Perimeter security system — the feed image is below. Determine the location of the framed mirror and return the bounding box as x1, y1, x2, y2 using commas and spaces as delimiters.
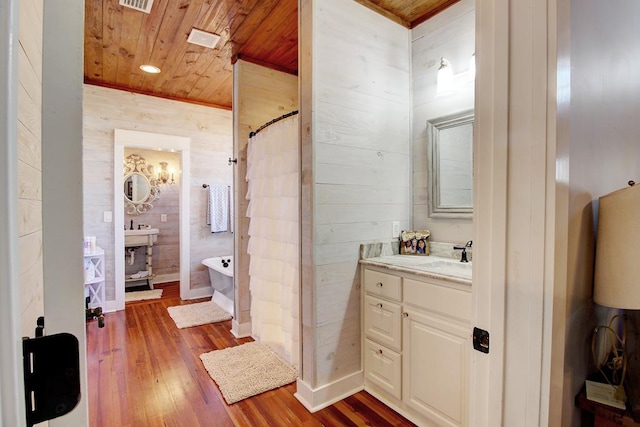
123, 153, 159, 215
124, 173, 150, 203
427, 110, 474, 218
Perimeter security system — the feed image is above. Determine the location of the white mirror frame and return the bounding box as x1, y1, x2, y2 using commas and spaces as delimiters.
123, 153, 160, 214
427, 109, 474, 218
111, 129, 191, 311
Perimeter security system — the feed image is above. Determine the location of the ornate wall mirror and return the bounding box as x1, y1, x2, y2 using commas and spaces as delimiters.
124, 153, 160, 215
427, 110, 474, 218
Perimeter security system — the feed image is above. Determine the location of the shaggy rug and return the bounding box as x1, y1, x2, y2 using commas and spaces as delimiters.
167, 300, 232, 329
124, 289, 163, 302
199, 342, 298, 404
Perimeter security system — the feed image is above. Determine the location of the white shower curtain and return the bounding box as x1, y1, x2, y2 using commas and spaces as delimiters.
245, 114, 300, 368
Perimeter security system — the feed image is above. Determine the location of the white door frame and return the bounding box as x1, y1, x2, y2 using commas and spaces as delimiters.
471, 0, 559, 425
0, 1, 26, 425
470, 1, 509, 425
112, 129, 191, 311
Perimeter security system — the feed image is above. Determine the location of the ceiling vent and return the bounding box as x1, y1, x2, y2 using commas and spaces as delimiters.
187, 29, 221, 49
119, 0, 154, 14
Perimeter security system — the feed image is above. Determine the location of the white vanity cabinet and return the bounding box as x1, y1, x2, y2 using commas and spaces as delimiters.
361, 263, 472, 427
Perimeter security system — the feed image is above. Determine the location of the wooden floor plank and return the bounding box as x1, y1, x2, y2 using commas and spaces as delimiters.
87, 282, 415, 426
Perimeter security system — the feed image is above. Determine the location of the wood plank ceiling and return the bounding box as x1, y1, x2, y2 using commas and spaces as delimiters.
84, 0, 460, 110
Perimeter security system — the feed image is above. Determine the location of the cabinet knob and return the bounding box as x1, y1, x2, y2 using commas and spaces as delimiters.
378, 349, 383, 354
376, 282, 383, 287
377, 303, 383, 308
403, 312, 409, 317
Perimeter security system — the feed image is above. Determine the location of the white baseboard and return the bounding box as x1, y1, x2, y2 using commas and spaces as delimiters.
231, 319, 252, 338
155, 273, 180, 284
211, 290, 234, 316
294, 371, 364, 413
365, 385, 430, 427
182, 286, 213, 300
104, 300, 119, 313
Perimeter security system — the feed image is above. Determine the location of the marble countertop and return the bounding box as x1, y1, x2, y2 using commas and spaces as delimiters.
360, 255, 472, 286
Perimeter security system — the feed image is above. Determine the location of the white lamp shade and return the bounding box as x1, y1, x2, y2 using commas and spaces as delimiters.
437, 58, 454, 97
594, 184, 640, 309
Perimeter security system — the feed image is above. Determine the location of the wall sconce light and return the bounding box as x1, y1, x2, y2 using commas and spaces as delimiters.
592, 181, 640, 406
158, 161, 175, 185
436, 54, 476, 97
436, 57, 455, 97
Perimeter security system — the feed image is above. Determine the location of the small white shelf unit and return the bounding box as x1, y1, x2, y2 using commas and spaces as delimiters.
84, 247, 105, 309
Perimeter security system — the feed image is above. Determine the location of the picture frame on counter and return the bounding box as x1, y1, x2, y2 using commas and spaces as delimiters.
400, 230, 431, 255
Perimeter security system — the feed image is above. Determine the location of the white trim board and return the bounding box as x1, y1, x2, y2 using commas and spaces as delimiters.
182, 286, 213, 300
294, 372, 364, 413
114, 129, 191, 311
154, 273, 180, 284
231, 320, 252, 339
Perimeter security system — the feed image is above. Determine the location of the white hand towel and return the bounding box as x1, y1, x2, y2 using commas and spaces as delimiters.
207, 185, 229, 233
229, 187, 234, 233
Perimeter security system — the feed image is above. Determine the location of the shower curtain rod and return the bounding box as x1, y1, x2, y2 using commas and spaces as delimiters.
249, 110, 299, 138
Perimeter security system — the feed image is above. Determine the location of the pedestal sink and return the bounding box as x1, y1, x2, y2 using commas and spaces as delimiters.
124, 228, 159, 247
124, 228, 159, 289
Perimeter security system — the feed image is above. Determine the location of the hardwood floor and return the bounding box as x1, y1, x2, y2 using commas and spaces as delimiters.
87, 282, 415, 427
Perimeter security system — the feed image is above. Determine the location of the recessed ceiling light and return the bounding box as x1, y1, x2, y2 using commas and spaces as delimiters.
140, 64, 161, 74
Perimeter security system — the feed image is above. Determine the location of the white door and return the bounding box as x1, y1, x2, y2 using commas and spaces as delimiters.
470, 1, 509, 424
41, 1, 89, 426
472, 0, 559, 426
0, 2, 27, 425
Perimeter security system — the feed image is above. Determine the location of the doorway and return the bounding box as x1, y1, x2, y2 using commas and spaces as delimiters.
112, 129, 191, 311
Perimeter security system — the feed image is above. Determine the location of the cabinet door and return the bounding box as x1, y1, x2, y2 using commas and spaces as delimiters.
364, 294, 402, 351
364, 339, 402, 399
403, 307, 469, 427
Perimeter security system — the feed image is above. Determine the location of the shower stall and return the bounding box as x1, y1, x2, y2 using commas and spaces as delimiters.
245, 111, 300, 368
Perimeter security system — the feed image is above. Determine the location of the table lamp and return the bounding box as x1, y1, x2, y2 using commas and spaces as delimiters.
593, 181, 640, 404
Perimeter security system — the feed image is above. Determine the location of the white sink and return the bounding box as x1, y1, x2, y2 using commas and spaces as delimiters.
125, 228, 159, 246
425, 260, 472, 279
125, 228, 159, 236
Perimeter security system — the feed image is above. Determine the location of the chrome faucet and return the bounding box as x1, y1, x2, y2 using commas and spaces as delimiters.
454, 240, 473, 263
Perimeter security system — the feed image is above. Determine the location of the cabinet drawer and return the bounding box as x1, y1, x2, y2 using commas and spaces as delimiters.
364, 295, 402, 351
404, 278, 471, 323
363, 269, 402, 302
364, 338, 402, 400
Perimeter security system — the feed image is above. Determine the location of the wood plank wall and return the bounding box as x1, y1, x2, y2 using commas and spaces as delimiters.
83, 85, 233, 302
233, 60, 298, 329
411, 0, 475, 243
302, 0, 411, 387
18, 0, 44, 336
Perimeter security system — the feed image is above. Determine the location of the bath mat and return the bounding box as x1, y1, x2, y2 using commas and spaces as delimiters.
167, 300, 232, 329
124, 289, 163, 302
199, 342, 298, 404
